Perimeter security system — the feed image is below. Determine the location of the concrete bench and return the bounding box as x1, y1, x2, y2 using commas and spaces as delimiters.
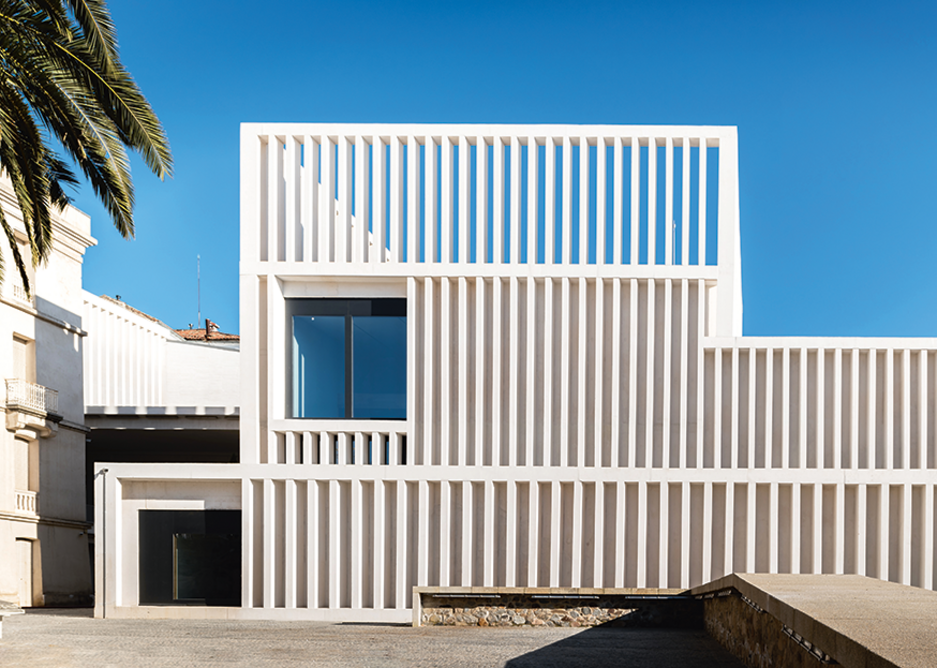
412, 586, 685, 627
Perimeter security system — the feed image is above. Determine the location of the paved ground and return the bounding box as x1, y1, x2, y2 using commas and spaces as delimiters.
0, 608, 744, 667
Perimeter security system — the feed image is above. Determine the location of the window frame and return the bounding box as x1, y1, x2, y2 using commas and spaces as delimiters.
288, 297, 407, 420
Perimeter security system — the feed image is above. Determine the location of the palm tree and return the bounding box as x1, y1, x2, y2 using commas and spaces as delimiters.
0, 0, 171, 294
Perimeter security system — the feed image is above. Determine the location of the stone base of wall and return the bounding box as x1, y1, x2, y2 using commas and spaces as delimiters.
703, 592, 833, 667
421, 594, 702, 628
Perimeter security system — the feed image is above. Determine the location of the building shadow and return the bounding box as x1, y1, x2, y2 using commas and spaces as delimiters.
504, 600, 744, 668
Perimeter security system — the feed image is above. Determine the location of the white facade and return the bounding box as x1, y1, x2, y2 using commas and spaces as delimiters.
1, 182, 95, 606
96, 123, 937, 621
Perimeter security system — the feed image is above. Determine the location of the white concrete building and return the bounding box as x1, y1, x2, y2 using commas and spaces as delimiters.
96, 123, 937, 621
1, 183, 95, 607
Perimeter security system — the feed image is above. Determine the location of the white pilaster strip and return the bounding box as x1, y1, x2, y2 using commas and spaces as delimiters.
791, 482, 801, 574
645, 279, 656, 468
724, 482, 735, 577
492, 278, 503, 465
354, 135, 369, 263
924, 484, 934, 589
267, 135, 282, 262
679, 279, 689, 468
526, 277, 536, 467
528, 135, 539, 264
702, 482, 713, 582
594, 277, 605, 467
664, 136, 674, 265
562, 136, 573, 265
868, 350, 877, 470
263, 479, 274, 608
681, 481, 690, 587
440, 278, 451, 467
902, 483, 912, 585
439, 481, 450, 587
748, 347, 756, 469
506, 481, 517, 587
817, 348, 825, 469
477, 137, 488, 263
424, 136, 437, 263
350, 479, 361, 608
769, 482, 779, 574
509, 276, 520, 468
338, 135, 352, 263
614, 481, 626, 587
511, 136, 522, 265
851, 349, 860, 469
405, 136, 419, 264
395, 481, 407, 609
579, 136, 590, 265
462, 481, 473, 586
527, 481, 539, 586
630, 136, 639, 265
714, 348, 723, 469
765, 348, 774, 469
813, 484, 823, 573
747, 482, 757, 574
636, 481, 648, 587
459, 136, 470, 264
570, 481, 582, 587
698, 137, 707, 265
441, 137, 453, 264
681, 137, 690, 265
696, 279, 706, 465
549, 481, 561, 587
560, 277, 571, 468
407, 278, 418, 464
543, 278, 554, 466
610, 278, 622, 468
475, 278, 486, 466
285, 136, 299, 262
886, 350, 895, 470
628, 279, 639, 468
373, 481, 385, 609
835, 483, 845, 575
423, 278, 435, 464
594, 482, 605, 587
320, 137, 335, 262
662, 279, 673, 467
879, 484, 889, 580
417, 481, 429, 586
613, 137, 623, 264
647, 137, 657, 264
576, 277, 587, 467
857, 484, 867, 576
458, 277, 469, 465
372, 137, 386, 263
307, 481, 318, 608
545, 137, 556, 265
731, 347, 740, 469
920, 351, 929, 469
303, 136, 318, 262
833, 348, 842, 469
658, 482, 669, 587
782, 347, 791, 469
596, 136, 607, 264
902, 349, 911, 470
485, 481, 495, 586
328, 480, 340, 609
493, 136, 505, 265
799, 348, 808, 470
390, 135, 404, 263
285, 479, 297, 608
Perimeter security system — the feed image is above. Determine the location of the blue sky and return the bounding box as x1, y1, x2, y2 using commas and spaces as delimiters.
76, 0, 937, 337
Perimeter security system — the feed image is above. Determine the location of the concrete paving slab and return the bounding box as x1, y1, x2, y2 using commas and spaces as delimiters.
0, 608, 745, 667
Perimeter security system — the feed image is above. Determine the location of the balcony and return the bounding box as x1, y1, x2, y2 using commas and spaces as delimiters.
12, 283, 34, 306
5, 379, 61, 439
14, 490, 37, 516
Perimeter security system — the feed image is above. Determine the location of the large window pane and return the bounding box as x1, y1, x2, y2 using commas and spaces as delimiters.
353, 316, 407, 418
293, 315, 345, 418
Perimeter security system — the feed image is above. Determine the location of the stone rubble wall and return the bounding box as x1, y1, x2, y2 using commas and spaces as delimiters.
421, 595, 637, 627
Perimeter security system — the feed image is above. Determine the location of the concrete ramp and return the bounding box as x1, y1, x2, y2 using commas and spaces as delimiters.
692, 574, 937, 668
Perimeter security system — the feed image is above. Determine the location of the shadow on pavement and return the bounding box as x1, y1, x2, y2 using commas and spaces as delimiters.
504, 600, 744, 668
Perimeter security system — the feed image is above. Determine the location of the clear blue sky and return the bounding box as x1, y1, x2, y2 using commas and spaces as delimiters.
76, 0, 937, 337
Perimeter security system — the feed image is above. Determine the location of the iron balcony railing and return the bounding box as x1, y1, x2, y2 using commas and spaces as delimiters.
5, 379, 59, 415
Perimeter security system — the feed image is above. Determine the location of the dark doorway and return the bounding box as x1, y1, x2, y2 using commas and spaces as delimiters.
139, 510, 241, 606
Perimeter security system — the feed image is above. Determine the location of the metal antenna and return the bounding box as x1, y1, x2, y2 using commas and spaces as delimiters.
197, 254, 201, 328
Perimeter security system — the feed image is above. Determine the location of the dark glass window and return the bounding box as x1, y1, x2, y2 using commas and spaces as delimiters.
290, 298, 406, 419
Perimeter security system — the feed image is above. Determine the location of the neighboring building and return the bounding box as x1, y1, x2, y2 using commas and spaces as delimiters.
0, 182, 95, 607
82, 294, 239, 521
96, 123, 937, 622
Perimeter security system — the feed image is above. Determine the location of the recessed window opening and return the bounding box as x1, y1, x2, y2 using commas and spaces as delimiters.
291, 298, 406, 419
